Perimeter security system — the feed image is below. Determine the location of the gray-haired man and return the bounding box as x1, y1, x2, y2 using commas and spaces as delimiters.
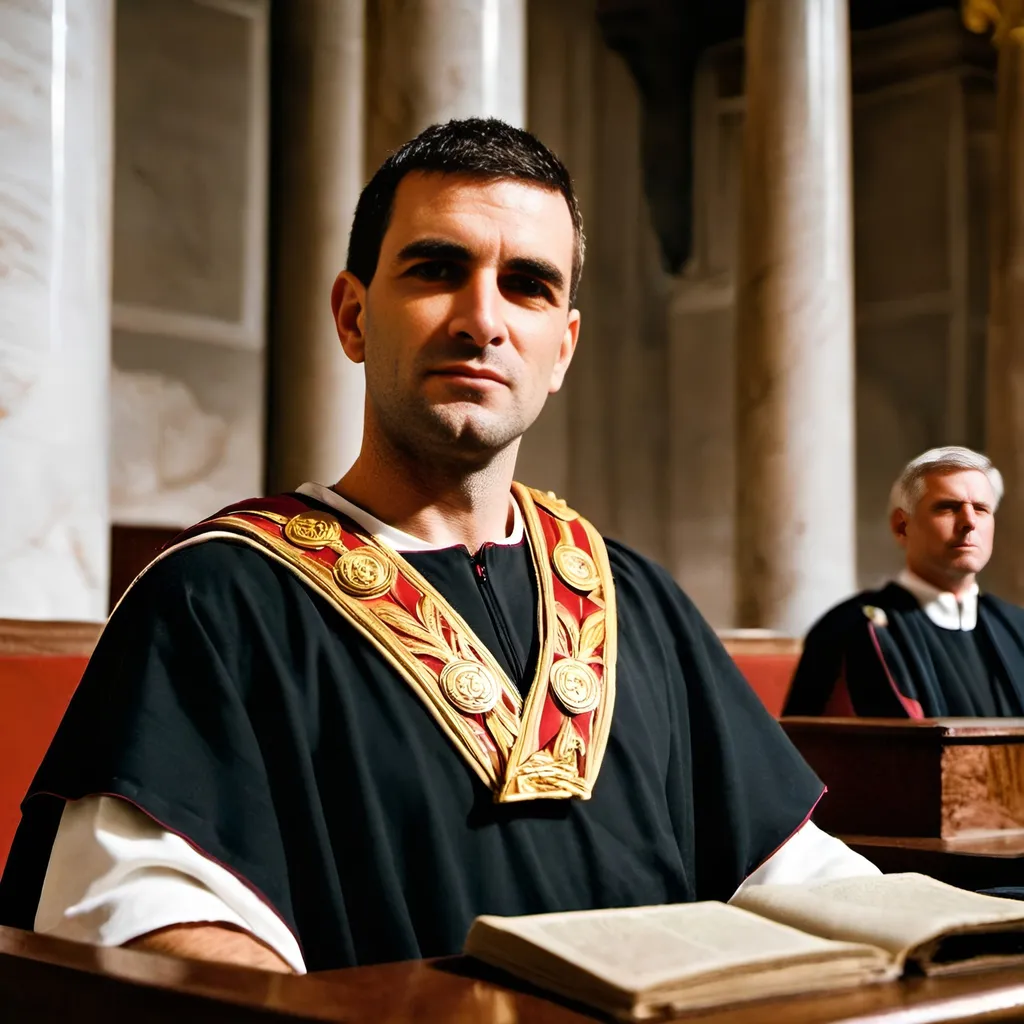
785, 446, 1024, 718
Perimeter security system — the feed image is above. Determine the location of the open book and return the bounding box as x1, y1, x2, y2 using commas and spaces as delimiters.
464, 873, 1024, 1021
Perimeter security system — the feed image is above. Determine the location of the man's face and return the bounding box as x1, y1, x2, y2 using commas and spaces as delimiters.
892, 469, 997, 585
335, 172, 579, 464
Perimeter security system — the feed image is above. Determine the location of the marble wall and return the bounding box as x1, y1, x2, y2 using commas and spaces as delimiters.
109, 0, 268, 528
669, 10, 994, 625
0, 0, 114, 621
523, 0, 672, 565
524, 6, 994, 628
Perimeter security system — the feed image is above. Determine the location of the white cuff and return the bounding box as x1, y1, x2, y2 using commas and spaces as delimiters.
731, 820, 880, 898
35, 795, 306, 973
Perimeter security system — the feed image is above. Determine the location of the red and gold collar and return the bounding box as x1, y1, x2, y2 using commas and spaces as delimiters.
165, 484, 617, 803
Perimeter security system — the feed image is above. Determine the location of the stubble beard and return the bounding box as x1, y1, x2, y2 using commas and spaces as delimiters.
372, 376, 529, 471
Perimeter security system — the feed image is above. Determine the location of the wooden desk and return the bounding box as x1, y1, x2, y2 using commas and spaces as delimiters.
782, 717, 1024, 887
8, 925, 1024, 1023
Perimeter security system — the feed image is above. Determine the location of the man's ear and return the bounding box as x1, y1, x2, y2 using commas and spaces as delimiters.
890, 507, 909, 546
332, 271, 368, 364
547, 308, 581, 394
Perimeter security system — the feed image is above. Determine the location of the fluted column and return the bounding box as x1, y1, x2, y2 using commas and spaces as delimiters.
735, 0, 857, 633
964, 0, 1024, 600
368, 0, 527, 162
269, 0, 366, 491
0, 0, 114, 620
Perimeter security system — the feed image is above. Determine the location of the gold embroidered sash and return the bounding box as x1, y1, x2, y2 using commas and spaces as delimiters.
165, 484, 617, 803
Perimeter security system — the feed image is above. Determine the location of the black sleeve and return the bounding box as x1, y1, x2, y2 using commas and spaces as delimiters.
784, 611, 848, 715
784, 603, 911, 718
0, 540, 306, 935
606, 543, 824, 901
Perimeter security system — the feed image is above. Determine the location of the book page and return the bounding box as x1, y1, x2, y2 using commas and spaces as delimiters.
466, 901, 886, 995
733, 873, 1024, 965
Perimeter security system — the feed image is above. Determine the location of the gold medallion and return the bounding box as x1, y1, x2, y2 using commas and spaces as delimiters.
552, 543, 601, 593
440, 660, 501, 715
549, 658, 600, 715
333, 546, 396, 599
284, 510, 342, 550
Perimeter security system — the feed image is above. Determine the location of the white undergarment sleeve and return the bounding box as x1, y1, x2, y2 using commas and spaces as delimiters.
731, 820, 880, 899
35, 795, 306, 973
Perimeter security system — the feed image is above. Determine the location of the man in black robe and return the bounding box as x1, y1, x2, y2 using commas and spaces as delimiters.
786, 446, 1024, 718
0, 119, 874, 974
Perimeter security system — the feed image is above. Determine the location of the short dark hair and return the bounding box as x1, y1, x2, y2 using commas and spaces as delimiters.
346, 118, 585, 305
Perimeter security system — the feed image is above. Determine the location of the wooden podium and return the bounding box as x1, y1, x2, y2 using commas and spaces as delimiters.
783, 718, 1024, 888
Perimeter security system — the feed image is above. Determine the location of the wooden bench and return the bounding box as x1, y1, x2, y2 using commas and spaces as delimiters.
0, 620, 101, 873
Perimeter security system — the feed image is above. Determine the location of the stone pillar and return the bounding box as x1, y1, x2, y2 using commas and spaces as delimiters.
0, 1, 114, 621
269, 0, 367, 491
735, 0, 857, 633
964, 1, 1024, 601
368, 0, 527, 164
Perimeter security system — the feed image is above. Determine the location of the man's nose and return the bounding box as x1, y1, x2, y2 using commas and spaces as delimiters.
959, 505, 978, 531
448, 273, 507, 348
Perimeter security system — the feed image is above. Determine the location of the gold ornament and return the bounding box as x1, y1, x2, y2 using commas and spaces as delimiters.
440, 660, 501, 715
333, 546, 396, 599
962, 0, 1024, 45
862, 605, 889, 628
549, 658, 600, 716
532, 489, 579, 521
552, 543, 601, 593
284, 510, 342, 549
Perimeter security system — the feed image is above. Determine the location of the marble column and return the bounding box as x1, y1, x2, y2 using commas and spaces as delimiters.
734, 0, 857, 633
0, 0, 114, 621
964, 1, 1024, 601
367, 0, 527, 164
269, 0, 366, 491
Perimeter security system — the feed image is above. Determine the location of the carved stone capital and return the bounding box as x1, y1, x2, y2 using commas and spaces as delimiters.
963, 0, 1024, 46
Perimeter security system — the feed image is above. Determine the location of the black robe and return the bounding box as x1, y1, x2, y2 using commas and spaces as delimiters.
785, 583, 1024, 718
0, 497, 822, 971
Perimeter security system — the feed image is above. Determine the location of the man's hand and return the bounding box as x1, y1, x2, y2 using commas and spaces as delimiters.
125, 922, 294, 973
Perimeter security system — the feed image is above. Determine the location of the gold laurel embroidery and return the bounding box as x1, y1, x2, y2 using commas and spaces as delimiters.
555, 605, 580, 656
372, 592, 520, 758
555, 605, 605, 664
510, 718, 589, 798
372, 603, 452, 662
578, 611, 605, 662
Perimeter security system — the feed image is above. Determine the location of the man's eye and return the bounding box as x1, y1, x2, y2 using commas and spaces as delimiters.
408, 261, 458, 281
504, 275, 550, 299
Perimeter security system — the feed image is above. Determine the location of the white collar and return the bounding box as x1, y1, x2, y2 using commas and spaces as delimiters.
895, 568, 979, 631
294, 482, 525, 553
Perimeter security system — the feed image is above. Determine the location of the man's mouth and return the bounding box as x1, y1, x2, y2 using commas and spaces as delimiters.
427, 364, 509, 387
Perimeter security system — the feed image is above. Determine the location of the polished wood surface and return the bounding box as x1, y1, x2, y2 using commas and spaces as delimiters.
784, 718, 1024, 740
782, 717, 1024, 840
9, 925, 1024, 1022
847, 833, 1024, 890
0, 618, 102, 657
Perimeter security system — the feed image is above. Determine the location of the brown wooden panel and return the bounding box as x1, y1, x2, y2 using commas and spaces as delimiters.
942, 745, 1024, 837
0, 619, 102, 657
109, 524, 180, 611
784, 719, 1024, 840
783, 718, 945, 837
